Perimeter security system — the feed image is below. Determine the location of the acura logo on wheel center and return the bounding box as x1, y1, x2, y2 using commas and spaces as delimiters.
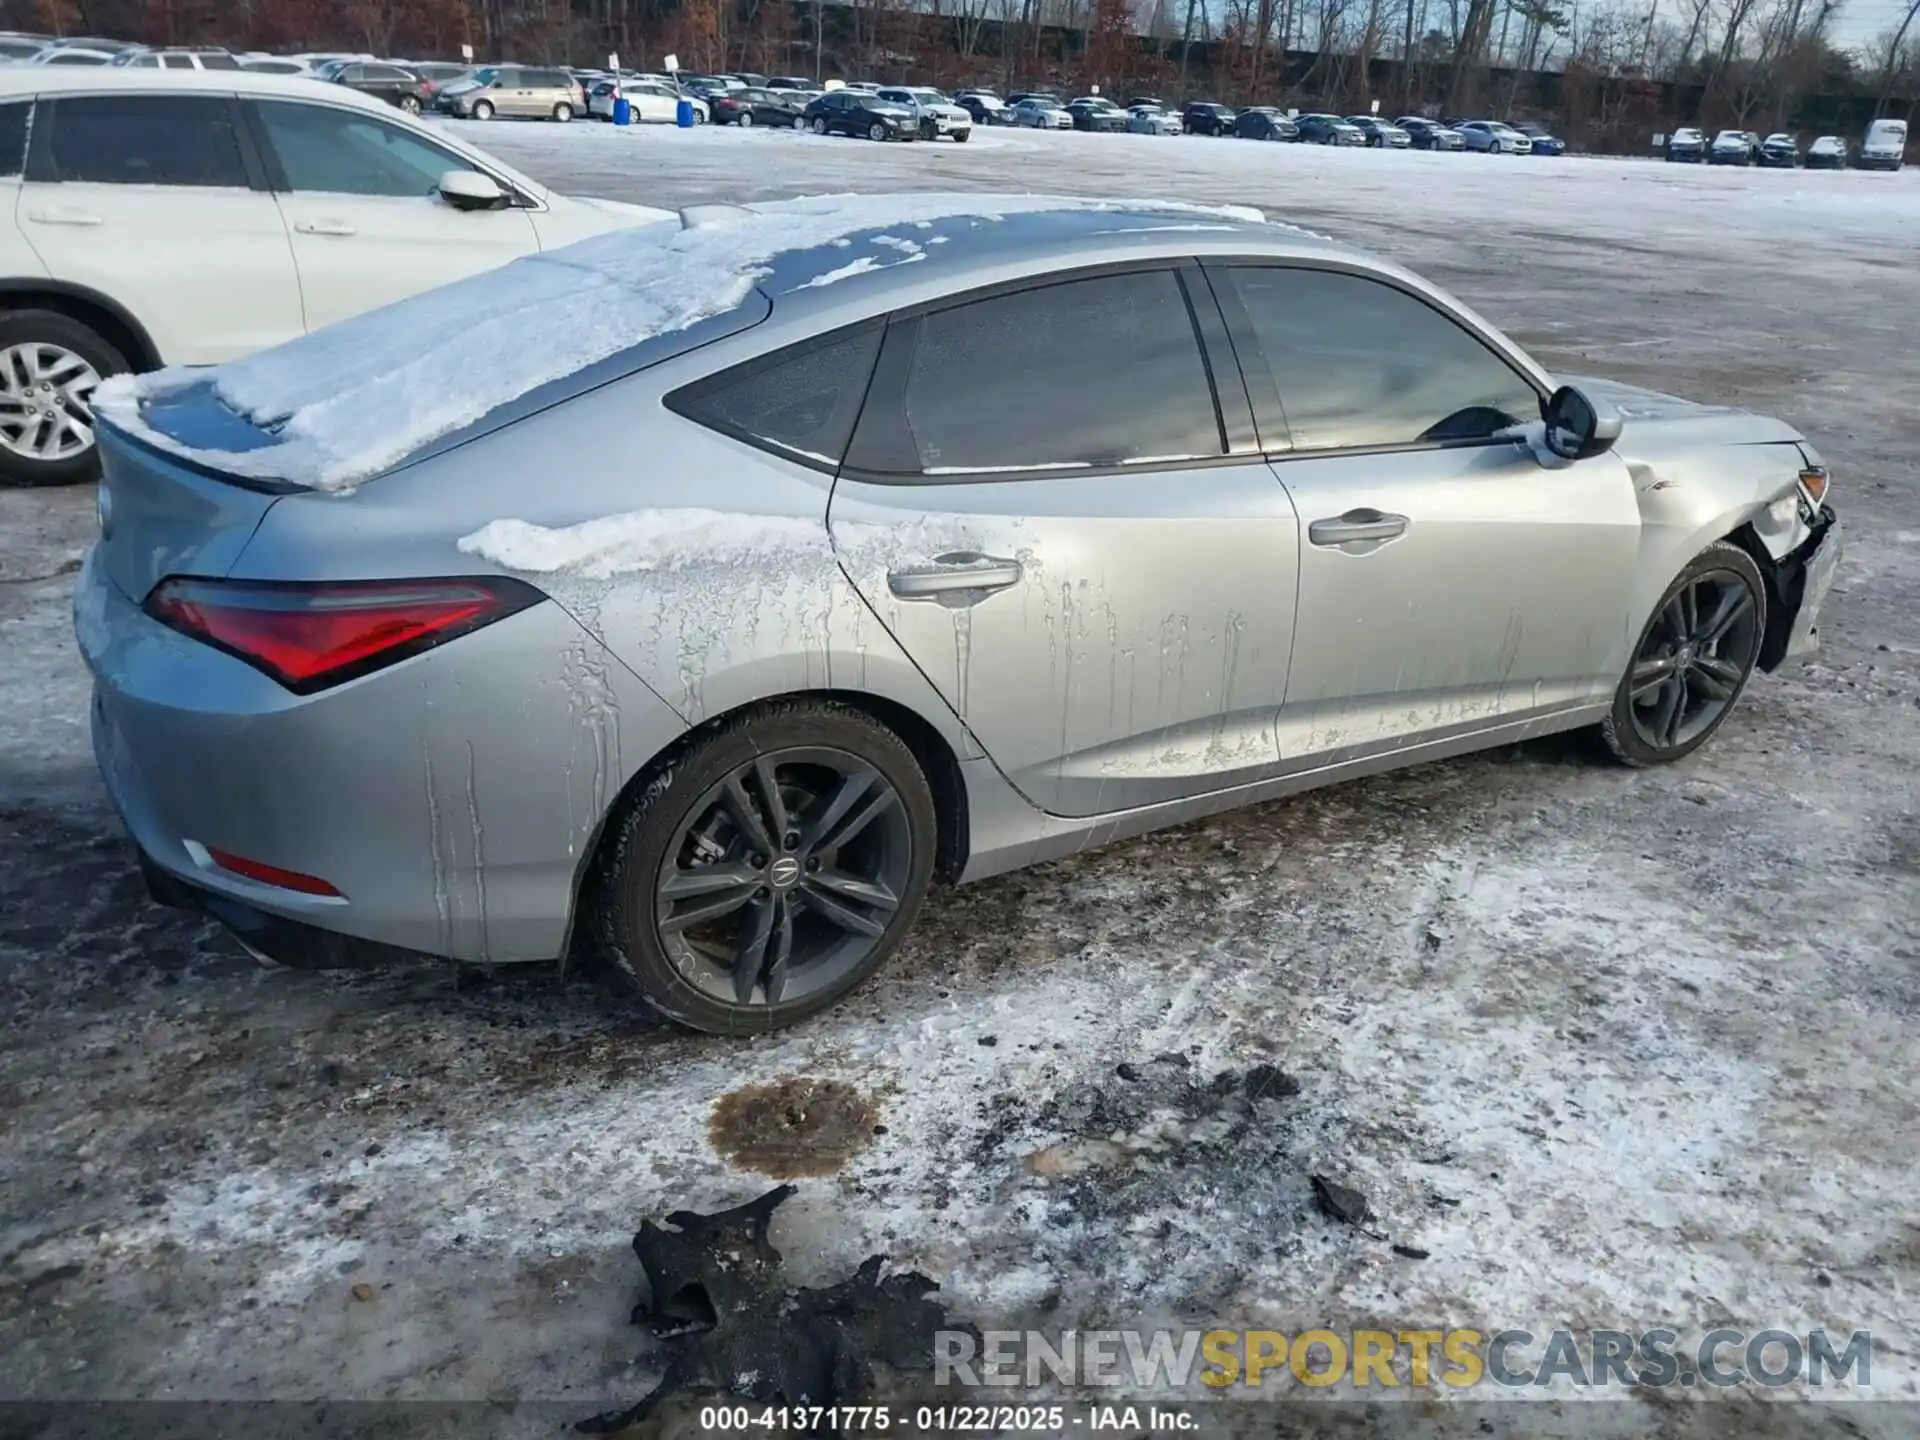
768, 857, 801, 888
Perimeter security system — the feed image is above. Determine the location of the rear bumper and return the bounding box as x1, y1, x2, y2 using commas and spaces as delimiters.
139, 852, 429, 969
76, 548, 690, 965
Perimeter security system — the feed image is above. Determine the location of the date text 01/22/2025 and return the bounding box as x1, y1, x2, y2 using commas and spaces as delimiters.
697, 1405, 1200, 1431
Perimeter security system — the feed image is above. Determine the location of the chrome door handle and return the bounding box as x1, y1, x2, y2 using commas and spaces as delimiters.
887, 552, 1022, 598
1308, 509, 1409, 547
295, 220, 358, 236
27, 208, 102, 227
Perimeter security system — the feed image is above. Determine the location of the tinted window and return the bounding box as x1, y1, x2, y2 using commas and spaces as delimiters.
161, 53, 195, 69
44, 96, 249, 186
884, 270, 1222, 474
199, 52, 240, 69
529, 70, 570, 88
257, 101, 462, 197
667, 325, 883, 468
364, 64, 410, 81
0, 102, 27, 178
1221, 266, 1539, 450
46, 53, 107, 65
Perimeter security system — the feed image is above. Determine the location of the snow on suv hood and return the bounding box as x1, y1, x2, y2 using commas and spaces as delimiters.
93, 193, 1271, 491
568, 194, 676, 224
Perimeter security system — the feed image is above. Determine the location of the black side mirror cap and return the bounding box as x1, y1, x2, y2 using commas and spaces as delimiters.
1541, 384, 1623, 461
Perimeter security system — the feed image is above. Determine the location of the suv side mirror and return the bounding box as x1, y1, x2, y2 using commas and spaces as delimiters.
438, 169, 507, 211
1541, 384, 1622, 461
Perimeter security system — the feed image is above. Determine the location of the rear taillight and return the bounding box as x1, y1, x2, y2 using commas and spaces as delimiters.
144, 576, 541, 694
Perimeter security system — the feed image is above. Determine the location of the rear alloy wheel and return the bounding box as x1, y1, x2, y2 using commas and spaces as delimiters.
399, 94, 421, 114
594, 701, 937, 1033
1601, 541, 1767, 766
552, 102, 573, 122
0, 310, 127, 488
739, 109, 753, 127
868, 121, 887, 141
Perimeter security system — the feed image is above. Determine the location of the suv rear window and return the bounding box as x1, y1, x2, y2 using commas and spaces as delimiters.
39, 96, 250, 187
0, 101, 28, 179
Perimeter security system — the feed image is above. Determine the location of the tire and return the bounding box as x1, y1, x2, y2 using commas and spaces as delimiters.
0, 309, 129, 489
1599, 541, 1768, 767
868, 121, 886, 141
593, 699, 938, 1033
953, 129, 969, 142
811, 116, 828, 135
399, 94, 421, 114
471, 99, 494, 120
739, 109, 753, 127
552, 102, 573, 123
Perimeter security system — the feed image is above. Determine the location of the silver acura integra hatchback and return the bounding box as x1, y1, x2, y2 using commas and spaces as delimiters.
80, 194, 1842, 1033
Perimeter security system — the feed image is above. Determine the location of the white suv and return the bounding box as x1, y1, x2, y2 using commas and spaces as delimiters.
0, 69, 673, 486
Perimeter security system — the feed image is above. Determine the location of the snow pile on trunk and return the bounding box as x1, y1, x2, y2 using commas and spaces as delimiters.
91, 193, 1273, 493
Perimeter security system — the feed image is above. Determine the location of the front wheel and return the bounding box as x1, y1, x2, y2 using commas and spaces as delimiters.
593, 700, 938, 1033
1600, 541, 1767, 767
868, 121, 887, 141
811, 116, 829, 135
953, 128, 969, 142
471, 99, 494, 120
0, 309, 128, 489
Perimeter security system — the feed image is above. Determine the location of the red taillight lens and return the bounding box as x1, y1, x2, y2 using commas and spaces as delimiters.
205, 847, 343, 897
144, 576, 542, 694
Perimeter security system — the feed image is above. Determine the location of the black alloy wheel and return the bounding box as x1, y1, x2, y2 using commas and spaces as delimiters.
1602, 541, 1767, 766
594, 701, 937, 1032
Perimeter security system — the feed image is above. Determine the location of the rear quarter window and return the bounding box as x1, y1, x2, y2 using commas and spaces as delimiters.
666, 324, 883, 470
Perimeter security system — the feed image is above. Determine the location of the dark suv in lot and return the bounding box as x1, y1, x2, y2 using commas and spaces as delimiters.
1182, 101, 1235, 135
802, 88, 918, 140
328, 61, 431, 114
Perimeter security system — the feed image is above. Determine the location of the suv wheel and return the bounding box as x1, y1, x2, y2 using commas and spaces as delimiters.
399, 94, 421, 114
867, 121, 887, 141
593, 699, 938, 1033
0, 310, 128, 489
552, 102, 573, 122
811, 115, 829, 135
471, 99, 494, 120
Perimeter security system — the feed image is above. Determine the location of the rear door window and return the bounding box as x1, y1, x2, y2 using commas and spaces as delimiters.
852, 268, 1225, 476
38, 95, 250, 187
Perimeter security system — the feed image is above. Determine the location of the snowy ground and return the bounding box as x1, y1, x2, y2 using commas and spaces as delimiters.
3, 126, 1919, 1434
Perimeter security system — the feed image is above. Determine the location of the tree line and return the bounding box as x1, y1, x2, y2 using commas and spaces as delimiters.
8, 0, 1916, 148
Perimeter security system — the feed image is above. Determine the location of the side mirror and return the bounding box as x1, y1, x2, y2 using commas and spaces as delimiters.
1541, 384, 1622, 461
438, 169, 507, 211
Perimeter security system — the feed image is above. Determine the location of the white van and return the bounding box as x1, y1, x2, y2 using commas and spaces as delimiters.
1859, 117, 1906, 170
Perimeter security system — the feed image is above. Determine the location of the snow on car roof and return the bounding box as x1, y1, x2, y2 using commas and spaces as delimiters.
94, 193, 1301, 492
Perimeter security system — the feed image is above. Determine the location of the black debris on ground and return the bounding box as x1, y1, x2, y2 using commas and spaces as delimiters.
580, 1185, 977, 1435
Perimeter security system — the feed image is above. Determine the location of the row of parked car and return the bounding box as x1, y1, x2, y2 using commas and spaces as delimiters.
1663, 121, 1907, 170
937, 92, 1571, 152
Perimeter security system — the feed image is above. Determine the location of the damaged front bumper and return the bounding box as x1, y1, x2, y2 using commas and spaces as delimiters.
1762, 506, 1841, 669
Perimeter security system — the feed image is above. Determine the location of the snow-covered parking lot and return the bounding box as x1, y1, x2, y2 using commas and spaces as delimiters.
3, 124, 1919, 1433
